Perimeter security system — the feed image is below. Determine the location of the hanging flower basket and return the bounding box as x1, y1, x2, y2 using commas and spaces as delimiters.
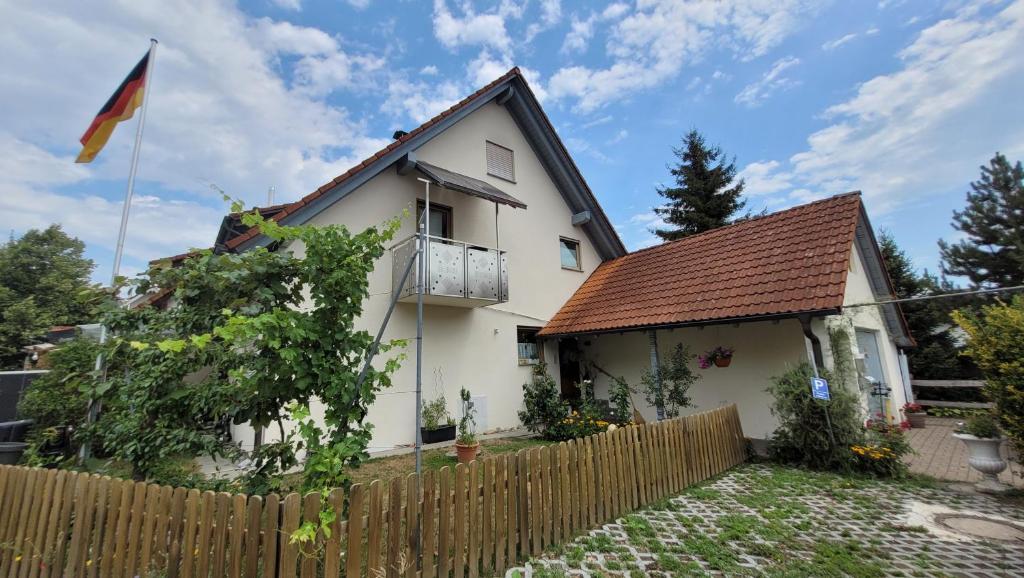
699, 346, 734, 369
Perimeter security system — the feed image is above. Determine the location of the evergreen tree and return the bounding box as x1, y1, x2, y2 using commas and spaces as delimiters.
939, 153, 1024, 288
0, 225, 105, 368
879, 231, 978, 379
653, 129, 746, 241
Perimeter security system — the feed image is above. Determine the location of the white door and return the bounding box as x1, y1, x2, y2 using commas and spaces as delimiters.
856, 330, 890, 420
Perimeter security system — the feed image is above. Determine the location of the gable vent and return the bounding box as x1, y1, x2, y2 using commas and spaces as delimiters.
486, 141, 515, 182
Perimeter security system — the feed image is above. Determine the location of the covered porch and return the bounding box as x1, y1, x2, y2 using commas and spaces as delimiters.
549, 316, 817, 443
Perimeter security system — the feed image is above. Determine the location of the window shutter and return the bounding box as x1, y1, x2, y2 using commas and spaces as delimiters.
486, 141, 515, 181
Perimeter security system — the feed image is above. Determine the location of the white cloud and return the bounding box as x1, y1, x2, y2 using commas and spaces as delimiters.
270, 0, 302, 10
606, 129, 628, 145
0, 0, 395, 265
565, 137, 612, 164
738, 0, 1024, 214
866, 27, 880, 35
382, 76, 466, 124
432, 0, 515, 56
734, 56, 801, 107
526, 0, 562, 41
736, 160, 793, 196
346, 0, 372, 9
0, 135, 221, 262
561, 14, 595, 53
420, 65, 439, 76
822, 32, 858, 50
548, 0, 824, 112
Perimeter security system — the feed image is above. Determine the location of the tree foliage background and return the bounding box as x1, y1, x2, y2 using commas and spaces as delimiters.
652, 129, 748, 241
879, 232, 978, 379
0, 225, 105, 368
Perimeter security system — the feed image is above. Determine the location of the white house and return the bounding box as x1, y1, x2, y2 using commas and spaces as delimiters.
196, 68, 913, 454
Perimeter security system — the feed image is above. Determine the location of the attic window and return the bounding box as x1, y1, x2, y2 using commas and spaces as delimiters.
486, 141, 515, 182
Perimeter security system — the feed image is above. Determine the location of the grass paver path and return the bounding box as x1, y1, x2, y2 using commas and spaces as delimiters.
511, 463, 1024, 578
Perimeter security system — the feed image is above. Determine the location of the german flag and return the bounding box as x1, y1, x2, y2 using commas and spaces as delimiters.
76, 49, 151, 163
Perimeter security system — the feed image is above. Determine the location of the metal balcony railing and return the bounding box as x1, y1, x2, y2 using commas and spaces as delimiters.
392, 235, 509, 305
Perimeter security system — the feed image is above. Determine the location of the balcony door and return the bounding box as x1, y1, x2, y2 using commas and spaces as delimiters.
416, 200, 452, 239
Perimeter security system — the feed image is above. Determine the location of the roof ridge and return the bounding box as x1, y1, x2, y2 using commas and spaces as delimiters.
624, 191, 862, 258
223, 67, 524, 250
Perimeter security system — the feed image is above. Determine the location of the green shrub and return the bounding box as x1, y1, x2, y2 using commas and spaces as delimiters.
519, 362, 569, 438
958, 412, 1001, 439
17, 337, 98, 429
640, 343, 697, 419
767, 363, 865, 472
608, 376, 633, 425
952, 296, 1024, 452
421, 394, 453, 430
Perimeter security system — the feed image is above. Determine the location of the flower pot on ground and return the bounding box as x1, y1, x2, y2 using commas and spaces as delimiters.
902, 402, 927, 429
954, 413, 1010, 493
456, 387, 479, 464
455, 442, 480, 464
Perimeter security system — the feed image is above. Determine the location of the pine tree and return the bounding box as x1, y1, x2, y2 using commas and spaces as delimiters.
653, 129, 746, 241
939, 153, 1024, 288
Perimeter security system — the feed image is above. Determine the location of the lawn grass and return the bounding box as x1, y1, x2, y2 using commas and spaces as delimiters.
282, 434, 550, 490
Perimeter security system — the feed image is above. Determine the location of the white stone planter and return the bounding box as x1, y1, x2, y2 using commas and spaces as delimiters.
952, 433, 1010, 493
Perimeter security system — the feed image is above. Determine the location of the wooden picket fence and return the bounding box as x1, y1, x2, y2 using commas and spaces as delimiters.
0, 404, 745, 578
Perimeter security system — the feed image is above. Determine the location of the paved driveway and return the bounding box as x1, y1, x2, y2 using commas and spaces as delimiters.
511, 464, 1024, 577
905, 418, 1022, 488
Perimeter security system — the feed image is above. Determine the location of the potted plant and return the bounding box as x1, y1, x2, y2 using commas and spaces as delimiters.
698, 346, 734, 368
902, 402, 927, 429
421, 394, 456, 444
455, 388, 480, 463
952, 413, 1010, 493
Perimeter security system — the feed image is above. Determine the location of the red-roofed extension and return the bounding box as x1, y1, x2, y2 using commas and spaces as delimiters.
540, 192, 910, 343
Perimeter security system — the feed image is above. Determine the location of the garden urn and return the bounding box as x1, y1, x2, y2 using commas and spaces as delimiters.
714, 356, 732, 367
952, 433, 1010, 493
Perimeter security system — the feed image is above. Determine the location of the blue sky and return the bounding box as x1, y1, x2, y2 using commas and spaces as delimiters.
1, 0, 1022, 284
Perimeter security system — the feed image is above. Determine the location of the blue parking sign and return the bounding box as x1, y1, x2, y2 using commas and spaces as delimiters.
811, 377, 830, 400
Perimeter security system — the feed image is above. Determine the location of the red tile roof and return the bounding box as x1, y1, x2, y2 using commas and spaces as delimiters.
223, 68, 524, 251
540, 193, 864, 336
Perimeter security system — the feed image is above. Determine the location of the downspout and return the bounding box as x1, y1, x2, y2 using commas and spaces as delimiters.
648, 330, 665, 421
799, 315, 825, 371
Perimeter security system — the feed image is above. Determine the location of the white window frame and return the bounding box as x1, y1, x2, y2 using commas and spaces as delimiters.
559, 236, 582, 271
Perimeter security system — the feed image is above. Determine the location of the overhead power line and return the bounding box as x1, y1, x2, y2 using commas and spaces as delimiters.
843, 285, 1024, 308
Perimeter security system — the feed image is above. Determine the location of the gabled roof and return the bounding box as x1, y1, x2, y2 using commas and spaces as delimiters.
540, 193, 913, 347
219, 68, 625, 259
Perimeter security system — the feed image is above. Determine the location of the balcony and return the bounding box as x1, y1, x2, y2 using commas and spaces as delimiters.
392, 235, 509, 307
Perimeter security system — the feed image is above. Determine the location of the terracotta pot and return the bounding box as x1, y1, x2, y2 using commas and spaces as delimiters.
906, 412, 927, 429
952, 433, 1010, 493
455, 442, 480, 464
714, 356, 732, 367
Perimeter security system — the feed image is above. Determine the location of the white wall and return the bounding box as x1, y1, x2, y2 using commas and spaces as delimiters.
231, 101, 607, 453
581, 319, 810, 440
828, 243, 911, 421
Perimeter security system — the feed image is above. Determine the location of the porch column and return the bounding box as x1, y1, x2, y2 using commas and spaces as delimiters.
648, 329, 665, 421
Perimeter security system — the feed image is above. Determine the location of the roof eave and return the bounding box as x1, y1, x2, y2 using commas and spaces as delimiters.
537, 308, 842, 339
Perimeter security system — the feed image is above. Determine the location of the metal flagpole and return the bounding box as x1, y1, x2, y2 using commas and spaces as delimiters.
80, 39, 158, 462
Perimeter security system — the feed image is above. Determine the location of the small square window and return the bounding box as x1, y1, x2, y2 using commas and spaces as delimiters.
486, 141, 515, 182
517, 326, 541, 365
560, 237, 581, 270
